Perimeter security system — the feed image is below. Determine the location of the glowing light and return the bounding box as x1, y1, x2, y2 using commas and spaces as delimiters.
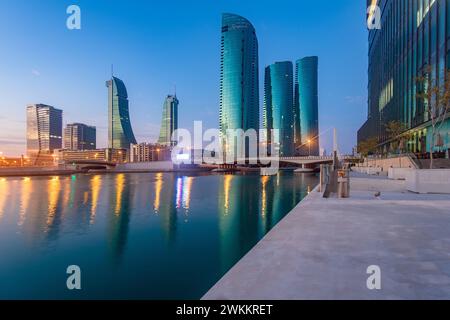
175, 177, 183, 208
114, 174, 125, 215
46, 176, 61, 228
367, 0, 378, 26
154, 173, 163, 213
223, 175, 233, 214
90, 175, 101, 224
182, 177, 194, 210
261, 176, 269, 216
18, 177, 32, 226
0, 178, 8, 220
83, 191, 89, 205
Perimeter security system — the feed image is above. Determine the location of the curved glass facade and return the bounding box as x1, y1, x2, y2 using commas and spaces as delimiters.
295, 56, 319, 156
158, 95, 179, 147
264, 61, 295, 156
107, 76, 137, 150
220, 13, 259, 154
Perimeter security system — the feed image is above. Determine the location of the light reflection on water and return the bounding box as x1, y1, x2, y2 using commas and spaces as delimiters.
0, 172, 317, 299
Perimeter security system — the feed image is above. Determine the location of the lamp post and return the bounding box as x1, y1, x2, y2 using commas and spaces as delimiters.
308, 139, 311, 157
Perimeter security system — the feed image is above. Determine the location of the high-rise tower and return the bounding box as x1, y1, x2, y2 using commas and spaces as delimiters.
158, 95, 179, 147
106, 76, 137, 150
219, 13, 259, 156
26, 104, 63, 156
295, 56, 319, 156
264, 61, 295, 156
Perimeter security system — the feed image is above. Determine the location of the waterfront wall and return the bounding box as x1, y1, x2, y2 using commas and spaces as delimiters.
115, 161, 174, 172
0, 166, 79, 177
406, 169, 450, 194
357, 156, 417, 172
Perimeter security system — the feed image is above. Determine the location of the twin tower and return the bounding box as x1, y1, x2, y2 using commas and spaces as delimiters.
220, 13, 319, 156
106, 76, 178, 151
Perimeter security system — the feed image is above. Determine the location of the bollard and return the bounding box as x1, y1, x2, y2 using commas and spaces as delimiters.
319, 164, 324, 192
337, 169, 350, 198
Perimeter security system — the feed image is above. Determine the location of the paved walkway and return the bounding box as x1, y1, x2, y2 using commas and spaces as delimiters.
203, 174, 450, 300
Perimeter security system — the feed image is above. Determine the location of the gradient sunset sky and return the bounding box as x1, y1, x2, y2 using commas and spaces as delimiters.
0, 0, 368, 156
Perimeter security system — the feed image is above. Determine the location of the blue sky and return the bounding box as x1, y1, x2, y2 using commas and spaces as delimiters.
0, 0, 368, 156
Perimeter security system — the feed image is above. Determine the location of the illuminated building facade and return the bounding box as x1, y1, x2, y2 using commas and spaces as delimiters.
358, 0, 450, 154
26, 104, 63, 163
295, 56, 319, 156
264, 61, 295, 156
64, 123, 96, 151
130, 143, 171, 162
220, 13, 260, 156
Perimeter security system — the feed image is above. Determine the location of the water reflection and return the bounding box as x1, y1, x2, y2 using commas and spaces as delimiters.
154, 173, 163, 213
46, 177, 62, 240
90, 175, 102, 224
114, 174, 125, 216
217, 172, 317, 273
0, 172, 317, 299
108, 174, 133, 264
182, 177, 193, 211
18, 177, 32, 226
0, 178, 8, 220
175, 177, 182, 209
218, 174, 260, 273
223, 175, 233, 215
158, 174, 177, 244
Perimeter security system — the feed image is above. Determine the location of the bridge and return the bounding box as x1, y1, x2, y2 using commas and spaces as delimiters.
237, 155, 359, 166
69, 160, 117, 170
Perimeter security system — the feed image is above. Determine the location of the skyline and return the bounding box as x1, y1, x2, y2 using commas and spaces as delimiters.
0, 0, 368, 156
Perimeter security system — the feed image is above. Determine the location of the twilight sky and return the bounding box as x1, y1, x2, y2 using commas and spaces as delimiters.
0, 0, 368, 156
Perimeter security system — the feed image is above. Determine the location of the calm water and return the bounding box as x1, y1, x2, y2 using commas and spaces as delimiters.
0, 172, 317, 299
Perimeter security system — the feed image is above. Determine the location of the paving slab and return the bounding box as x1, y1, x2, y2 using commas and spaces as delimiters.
203, 175, 450, 300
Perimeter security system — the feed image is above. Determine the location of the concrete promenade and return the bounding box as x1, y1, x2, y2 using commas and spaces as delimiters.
203, 173, 450, 300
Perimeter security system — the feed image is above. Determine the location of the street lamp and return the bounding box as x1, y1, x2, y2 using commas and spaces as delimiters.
308, 139, 312, 156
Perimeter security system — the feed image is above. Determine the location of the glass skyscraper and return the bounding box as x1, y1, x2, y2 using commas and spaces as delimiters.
64, 123, 96, 151
26, 104, 63, 156
358, 0, 450, 154
158, 95, 179, 147
106, 76, 137, 150
220, 13, 259, 155
264, 61, 295, 156
295, 56, 319, 156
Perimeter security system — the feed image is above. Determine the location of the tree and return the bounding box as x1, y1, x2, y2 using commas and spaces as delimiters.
384, 120, 407, 154
358, 137, 379, 158
416, 69, 450, 169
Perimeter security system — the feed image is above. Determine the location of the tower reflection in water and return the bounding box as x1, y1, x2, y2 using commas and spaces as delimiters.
218, 172, 315, 273
0, 171, 316, 299
107, 174, 134, 264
